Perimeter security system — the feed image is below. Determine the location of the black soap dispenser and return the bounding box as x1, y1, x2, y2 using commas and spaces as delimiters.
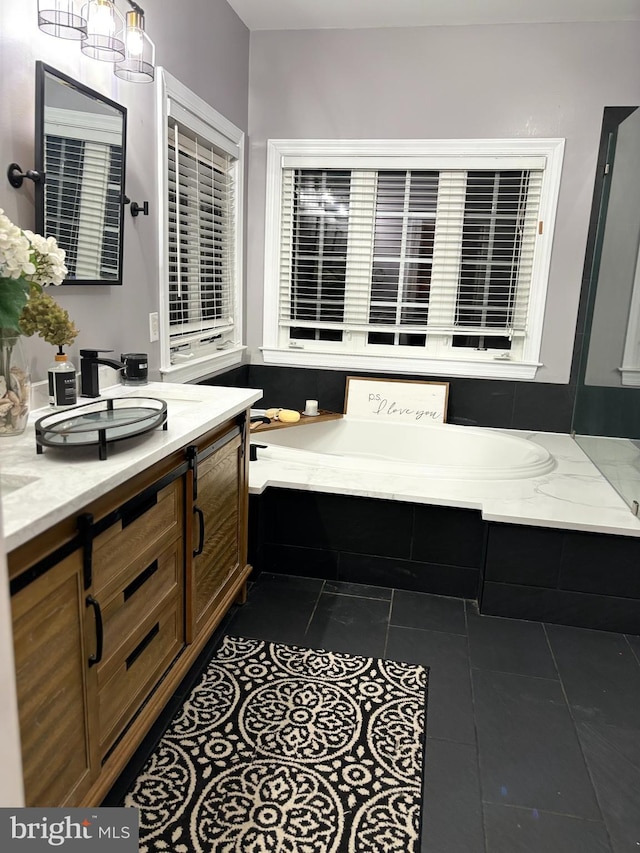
48, 346, 77, 407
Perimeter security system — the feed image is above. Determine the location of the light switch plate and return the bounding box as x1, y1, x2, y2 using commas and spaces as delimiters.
149, 312, 159, 342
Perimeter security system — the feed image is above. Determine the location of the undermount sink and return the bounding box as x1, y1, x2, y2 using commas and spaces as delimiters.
0, 472, 41, 497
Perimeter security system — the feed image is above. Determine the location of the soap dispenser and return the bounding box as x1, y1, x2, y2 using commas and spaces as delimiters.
48, 346, 77, 407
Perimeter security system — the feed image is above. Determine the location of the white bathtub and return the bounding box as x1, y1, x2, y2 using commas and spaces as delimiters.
251, 417, 555, 481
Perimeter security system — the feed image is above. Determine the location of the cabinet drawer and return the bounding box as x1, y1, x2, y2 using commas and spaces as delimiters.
93, 480, 182, 597
98, 597, 184, 756
98, 539, 182, 680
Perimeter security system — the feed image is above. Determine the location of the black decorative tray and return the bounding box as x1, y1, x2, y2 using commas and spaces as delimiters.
34, 397, 168, 460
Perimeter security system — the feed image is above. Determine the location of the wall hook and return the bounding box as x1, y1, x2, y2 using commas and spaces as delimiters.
130, 201, 149, 217
7, 163, 45, 189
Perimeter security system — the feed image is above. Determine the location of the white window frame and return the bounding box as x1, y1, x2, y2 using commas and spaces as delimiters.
156, 68, 245, 384
262, 138, 565, 380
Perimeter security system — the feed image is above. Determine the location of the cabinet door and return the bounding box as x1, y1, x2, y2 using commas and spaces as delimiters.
11, 550, 98, 806
189, 432, 243, 640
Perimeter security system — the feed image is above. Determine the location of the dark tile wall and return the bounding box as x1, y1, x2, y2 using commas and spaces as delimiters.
482, 522, 640, 634
206, 364, 577, 433
204, 365, 249, 388
248, 490, 485, 599
248, 491, 640, 634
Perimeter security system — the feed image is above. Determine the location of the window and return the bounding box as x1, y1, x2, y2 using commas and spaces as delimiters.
263, 139, 564, 379
157, 69, 245, 382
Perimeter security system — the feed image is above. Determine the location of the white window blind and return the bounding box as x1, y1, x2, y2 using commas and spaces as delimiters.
167, 119, 236, 353
278, 166, 543, 355
264, 139, 564, 379
44, 135, 122, 281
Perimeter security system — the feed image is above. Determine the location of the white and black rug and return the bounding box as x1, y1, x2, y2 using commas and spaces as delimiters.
125, 636, 428, 852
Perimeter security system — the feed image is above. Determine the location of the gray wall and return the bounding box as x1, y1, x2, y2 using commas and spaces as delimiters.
246, 22, 640, 383
0, 0, 248, 383
3, 12, 640, 387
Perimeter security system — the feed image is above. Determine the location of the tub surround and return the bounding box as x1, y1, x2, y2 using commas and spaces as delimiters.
481, 521, 640, 633
248, 424, 640, 634
250, 491, 486, 600
250, 428, 640, 539
1, 382, 262, 553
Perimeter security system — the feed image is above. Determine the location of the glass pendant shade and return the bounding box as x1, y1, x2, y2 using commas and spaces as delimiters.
81, 0, 125, 62
114, 10, 155, 82
38, 0, 87, 39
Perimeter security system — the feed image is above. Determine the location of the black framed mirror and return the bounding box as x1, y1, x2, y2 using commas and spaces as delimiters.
35, 62, 127, 285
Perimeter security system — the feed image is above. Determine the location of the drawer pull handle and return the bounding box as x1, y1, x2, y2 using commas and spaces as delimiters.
126, 623, 159, 670
121, 492, 158, 529
86, 595, 103, 668
193, 506, 205, 557
123, 560, 159, 601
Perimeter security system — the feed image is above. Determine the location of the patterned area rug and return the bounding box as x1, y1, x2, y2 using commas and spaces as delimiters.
125, 636, 428, 852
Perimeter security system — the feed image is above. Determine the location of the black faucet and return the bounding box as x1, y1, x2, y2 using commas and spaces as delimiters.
79, 349, 125, 397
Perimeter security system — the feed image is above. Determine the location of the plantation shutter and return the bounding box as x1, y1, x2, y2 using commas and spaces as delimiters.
167, 117, 237, 350
278, 163, 543, 348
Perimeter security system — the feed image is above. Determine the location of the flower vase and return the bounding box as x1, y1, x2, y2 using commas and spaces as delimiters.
0, 331, 31, 436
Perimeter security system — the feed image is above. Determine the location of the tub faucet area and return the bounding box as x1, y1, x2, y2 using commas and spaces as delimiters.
79, 349, 125, 397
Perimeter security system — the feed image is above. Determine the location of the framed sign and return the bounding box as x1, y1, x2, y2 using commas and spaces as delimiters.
344, 377, 449, 424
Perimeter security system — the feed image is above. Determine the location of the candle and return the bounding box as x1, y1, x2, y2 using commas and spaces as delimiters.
304, 399, 319, 416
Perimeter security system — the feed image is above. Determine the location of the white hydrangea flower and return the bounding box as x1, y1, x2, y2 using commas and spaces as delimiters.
0, 208, 35, 279
23, 230, 67, 286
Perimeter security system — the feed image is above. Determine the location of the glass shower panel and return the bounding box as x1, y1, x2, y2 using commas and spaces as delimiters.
573, 106, 640, 512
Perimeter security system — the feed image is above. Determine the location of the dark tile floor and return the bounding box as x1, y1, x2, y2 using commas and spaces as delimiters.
105, 573, 640, 853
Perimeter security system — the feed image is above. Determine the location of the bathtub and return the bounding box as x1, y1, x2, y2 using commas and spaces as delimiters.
251, 416, 555, 481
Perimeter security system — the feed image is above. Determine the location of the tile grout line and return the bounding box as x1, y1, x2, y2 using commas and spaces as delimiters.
468, 664, 562, 684
329, 591, 393, 603
382, 588, 394, 660
303, 579, 326, 637
425, 733, 480, 747
624, 633, 640, 668
463, 598, 490, 853
388, 622, 468, 638
541, 622, 616, 853
480, 798, 613, 823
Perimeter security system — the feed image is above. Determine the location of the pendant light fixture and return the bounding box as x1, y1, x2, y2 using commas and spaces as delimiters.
114, 5, 155, 83
80, 0, 125, 62
38, 1, 87, 40
36, 0, 156, 82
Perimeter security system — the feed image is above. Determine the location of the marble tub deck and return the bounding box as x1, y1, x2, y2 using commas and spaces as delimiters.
249, 429, 640, 538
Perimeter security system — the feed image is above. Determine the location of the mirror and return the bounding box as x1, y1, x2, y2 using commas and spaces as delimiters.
35, 62, 127, 285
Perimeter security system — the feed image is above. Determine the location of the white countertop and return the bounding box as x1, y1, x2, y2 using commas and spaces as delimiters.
249, 428, 640, 538
0, 382, 262, 553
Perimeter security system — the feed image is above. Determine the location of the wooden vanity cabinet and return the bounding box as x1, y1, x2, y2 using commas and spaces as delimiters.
7, 411, 252, 807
